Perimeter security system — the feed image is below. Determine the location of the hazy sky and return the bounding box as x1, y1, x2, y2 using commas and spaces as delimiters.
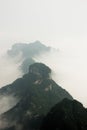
0, 0, 87, 106
0, 0, 87, 50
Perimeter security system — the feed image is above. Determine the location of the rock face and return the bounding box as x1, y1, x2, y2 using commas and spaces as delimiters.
29, 63, 51, 78
41, 98, 87, 130
0, 63, 73, 130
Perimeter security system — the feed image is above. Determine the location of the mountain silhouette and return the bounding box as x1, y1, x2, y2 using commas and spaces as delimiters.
41, 98, 87, 130
0, 63, 73, 130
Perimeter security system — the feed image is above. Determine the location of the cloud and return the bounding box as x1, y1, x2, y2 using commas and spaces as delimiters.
0, 52, 23, 88
0, 95, 19, 115
0, 94, 19, 129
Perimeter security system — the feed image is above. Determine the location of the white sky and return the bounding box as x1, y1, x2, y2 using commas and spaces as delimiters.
0, 0, 87, 106
0, 0, 87, 50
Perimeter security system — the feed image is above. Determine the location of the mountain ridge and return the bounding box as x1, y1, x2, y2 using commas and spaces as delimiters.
0, 63, 73, 130
41, 98, 87, 130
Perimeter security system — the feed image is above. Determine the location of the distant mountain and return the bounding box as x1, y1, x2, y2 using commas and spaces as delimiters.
0, 63, 73, 130
7, 41, 51, 74
41, 98, 87, 130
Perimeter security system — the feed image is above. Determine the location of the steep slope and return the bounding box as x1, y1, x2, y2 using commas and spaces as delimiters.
0, 63, 73, 130
41, 98, 87, 130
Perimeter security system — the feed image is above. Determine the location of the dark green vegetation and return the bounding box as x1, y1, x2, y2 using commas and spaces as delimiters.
0, 63, 72, 130
41, 98, 87, 130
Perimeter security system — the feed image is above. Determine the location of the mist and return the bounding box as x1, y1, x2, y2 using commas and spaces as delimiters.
0, 95, 19, 115
34, 48, 87, 107
0, 52, 23, 88
0, 49, 23, 129
0, 94, 20, 129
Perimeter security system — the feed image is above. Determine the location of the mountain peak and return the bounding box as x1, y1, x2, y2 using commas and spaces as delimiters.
0, 62, 73, 130
29, 63, 51, 79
